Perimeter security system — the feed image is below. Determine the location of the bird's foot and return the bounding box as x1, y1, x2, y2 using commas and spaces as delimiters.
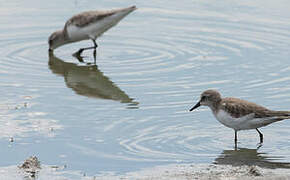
73, 47, 97, 63
73, 48, 85, 57
234, 143, 238, 150
77, 48, 85, 55
73, 49, 85, 63
256, 142, 263, 149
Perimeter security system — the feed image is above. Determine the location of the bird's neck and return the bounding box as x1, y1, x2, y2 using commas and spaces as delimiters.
209, 100, 221, 114
55, 29, 68, 42
60, 29, 69, 41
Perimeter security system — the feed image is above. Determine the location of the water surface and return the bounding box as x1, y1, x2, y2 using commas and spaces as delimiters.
1, 0, 290, 178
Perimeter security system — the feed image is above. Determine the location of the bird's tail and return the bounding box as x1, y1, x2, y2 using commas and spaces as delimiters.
265, 110, 290, 117
273, 110, 290, 117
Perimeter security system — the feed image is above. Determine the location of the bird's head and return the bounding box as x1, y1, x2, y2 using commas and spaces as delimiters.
190, 89, 222, 111
48, 30, 66, 51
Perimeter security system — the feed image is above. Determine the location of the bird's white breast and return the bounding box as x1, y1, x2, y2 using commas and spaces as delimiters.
214, 109, 256, 131
214, 109, 282, 131
66, 25, 90, 42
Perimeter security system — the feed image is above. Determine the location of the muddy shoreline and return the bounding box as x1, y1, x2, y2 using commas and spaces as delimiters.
95, 164, 290, 180
1, 157, 290, 180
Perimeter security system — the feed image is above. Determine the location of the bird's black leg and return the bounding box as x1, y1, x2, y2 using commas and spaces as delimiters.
93, 49, 96, 64
93, 39, 97, 63
92, 39, 98, 49
234, 130, 238, 149
256, 128, 263, 143
74, 39, 98, 56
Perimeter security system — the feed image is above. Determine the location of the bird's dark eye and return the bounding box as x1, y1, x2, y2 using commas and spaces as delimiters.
201, 96, 206, 101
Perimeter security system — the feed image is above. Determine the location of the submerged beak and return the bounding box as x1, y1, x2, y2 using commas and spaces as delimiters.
189, 101, 201, 111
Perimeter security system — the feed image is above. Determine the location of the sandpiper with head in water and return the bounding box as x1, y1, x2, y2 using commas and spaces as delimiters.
48, 6, 137, 56
190, 89, 290, 146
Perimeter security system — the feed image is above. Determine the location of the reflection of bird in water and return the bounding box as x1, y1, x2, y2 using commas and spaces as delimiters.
214, 147, 290, 169
48, 52, 138, 107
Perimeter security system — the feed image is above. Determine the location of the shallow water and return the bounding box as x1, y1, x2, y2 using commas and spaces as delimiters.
1, 0, 290, 178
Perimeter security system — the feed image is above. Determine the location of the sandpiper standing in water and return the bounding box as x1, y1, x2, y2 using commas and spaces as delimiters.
48, 6, 137, 56
190, 90, 290, 147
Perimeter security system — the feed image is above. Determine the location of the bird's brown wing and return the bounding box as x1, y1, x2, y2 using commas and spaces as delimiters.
222, 97, 290, 120
221, 98, 271, 118
65, 10, 116, 28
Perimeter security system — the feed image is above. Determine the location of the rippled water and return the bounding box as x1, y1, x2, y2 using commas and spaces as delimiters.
1, 0, 290, 178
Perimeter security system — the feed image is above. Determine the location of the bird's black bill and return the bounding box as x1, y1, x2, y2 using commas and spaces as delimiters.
189, 101, 201, 111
